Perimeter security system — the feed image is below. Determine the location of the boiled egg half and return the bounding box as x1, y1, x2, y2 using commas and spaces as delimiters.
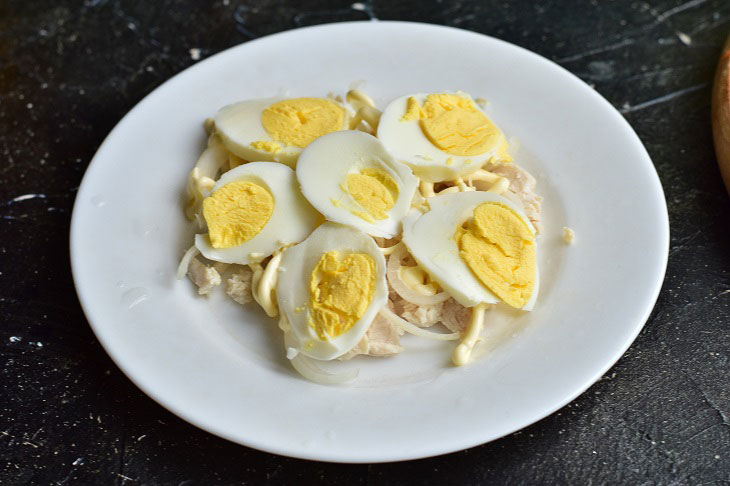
296, 130, 418, 238
195, 162, 321, 264
377, 92, 512, 182
277, 222, 388, 360
402, 191, 539, 310
215, 97, 349, 168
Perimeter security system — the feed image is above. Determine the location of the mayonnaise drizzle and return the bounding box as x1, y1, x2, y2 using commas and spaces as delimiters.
399, 265, 440, 296
488, 178, 509, 194
346, 89, 376, 109
419, 181, 435, 198
184, 134, 228, 221
468, 169, 509, 194
347, 89, 382, 131
452, 303, 487, 366
251, 250, 284, 317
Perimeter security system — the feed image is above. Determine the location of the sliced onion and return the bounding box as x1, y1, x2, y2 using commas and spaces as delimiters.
195, 134, 228, 179
387, 245, 449, 305
379, 241, 404, 256
256, 252, 282, 318
379, 308, 459, 341
176, 245, 200, 280
283, 333, 359, 385
289, 353, 359, 385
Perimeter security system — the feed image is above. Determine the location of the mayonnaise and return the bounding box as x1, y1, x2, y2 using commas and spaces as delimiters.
452, 303, 487, 366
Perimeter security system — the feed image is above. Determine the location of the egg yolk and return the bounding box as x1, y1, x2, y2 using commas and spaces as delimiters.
403, 94, 502, 157
455, 202, 535, 308
202, 180, 274, 248
345, 167, 399, 221
261, 98, 345, 148
308, 251, 376, 340
250, 140, 281, 154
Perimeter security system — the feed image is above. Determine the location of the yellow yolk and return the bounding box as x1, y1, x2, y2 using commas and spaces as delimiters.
308, 251, 376, 340
250, 140, 281, 153
401, 96, 421, 121
261, 98, 345, 148
202, 180, 274, 248
345, 167, 399, 221
495, 137, 513, 163
455, 202, 536, 308
402, 94, 502, 156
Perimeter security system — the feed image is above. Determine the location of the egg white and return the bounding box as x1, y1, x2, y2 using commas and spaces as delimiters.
296, 130, 418, 238
401, 191, 539, 310
195, 162, 321, 265
215, 97, 349, 168
377, 92, 509, 182
276, 222, 388, 360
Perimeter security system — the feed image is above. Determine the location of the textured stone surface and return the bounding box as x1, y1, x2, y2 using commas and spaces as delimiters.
2, 0, 730, 483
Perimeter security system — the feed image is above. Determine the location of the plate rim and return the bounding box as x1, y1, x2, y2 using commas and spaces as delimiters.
70, 20, 670, 463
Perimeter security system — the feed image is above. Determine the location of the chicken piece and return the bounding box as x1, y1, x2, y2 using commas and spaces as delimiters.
339, 314, 404, 360
366, 313, 405, 356
440, 298, 471, 334
492, 163, 543, 225
387, 284, 444, 328
388, 290, 405, 314
399, 301, 444, 328
492, 162, 536, 195
213, 262, 230, 275
226, 267, 253, 305
187, 258, 222, 295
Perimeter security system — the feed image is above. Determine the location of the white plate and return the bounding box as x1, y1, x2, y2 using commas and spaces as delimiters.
70, 21, 669, 463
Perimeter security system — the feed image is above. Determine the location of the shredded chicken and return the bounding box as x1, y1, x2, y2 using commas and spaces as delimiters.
440, 298, 472, 334
492, 163, 543, 226
367, 313, 405, 355
213, 262, 229, 275
226, 267, 253, 305
187, 258, 222, 295
399, 300, 444, 328
339, 313, 404, 359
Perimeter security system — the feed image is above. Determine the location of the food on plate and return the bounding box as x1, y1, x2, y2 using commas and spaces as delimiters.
215, 97, 349, 168
296, 130, 418, 238
563, 226, 575, 245
194, 162, 321, 265
277, 223, 388, 361
177, 89, 545, 383
377, 92, 512, 182
402, 191, 538, 310
403, 191, 538, 365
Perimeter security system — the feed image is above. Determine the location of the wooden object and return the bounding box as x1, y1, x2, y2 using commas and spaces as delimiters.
712, 34, 730, 194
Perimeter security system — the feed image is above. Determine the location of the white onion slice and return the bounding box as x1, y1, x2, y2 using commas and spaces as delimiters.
176, 245, 200, 280
196, 134, 228, 179
379, 241, 404, 256
379, 308, 459, 341
283, 333, 358, 385
387, 245, 449, 305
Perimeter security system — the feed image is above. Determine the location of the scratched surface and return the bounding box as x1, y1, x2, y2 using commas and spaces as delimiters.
2, 0, 730, 483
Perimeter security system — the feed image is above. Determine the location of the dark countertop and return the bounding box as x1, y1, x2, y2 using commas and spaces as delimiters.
2, 0, 730, 484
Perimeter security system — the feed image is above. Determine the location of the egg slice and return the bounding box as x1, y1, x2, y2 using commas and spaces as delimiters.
377, 92, 512, 182
195, 162, 321, 264
277, 222, 388, 360
215, 97, 349, 168
296, 130, 418, 238
402, 191, 539, 310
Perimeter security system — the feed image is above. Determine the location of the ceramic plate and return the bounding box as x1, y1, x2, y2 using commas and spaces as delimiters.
70, 21, 669, 462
